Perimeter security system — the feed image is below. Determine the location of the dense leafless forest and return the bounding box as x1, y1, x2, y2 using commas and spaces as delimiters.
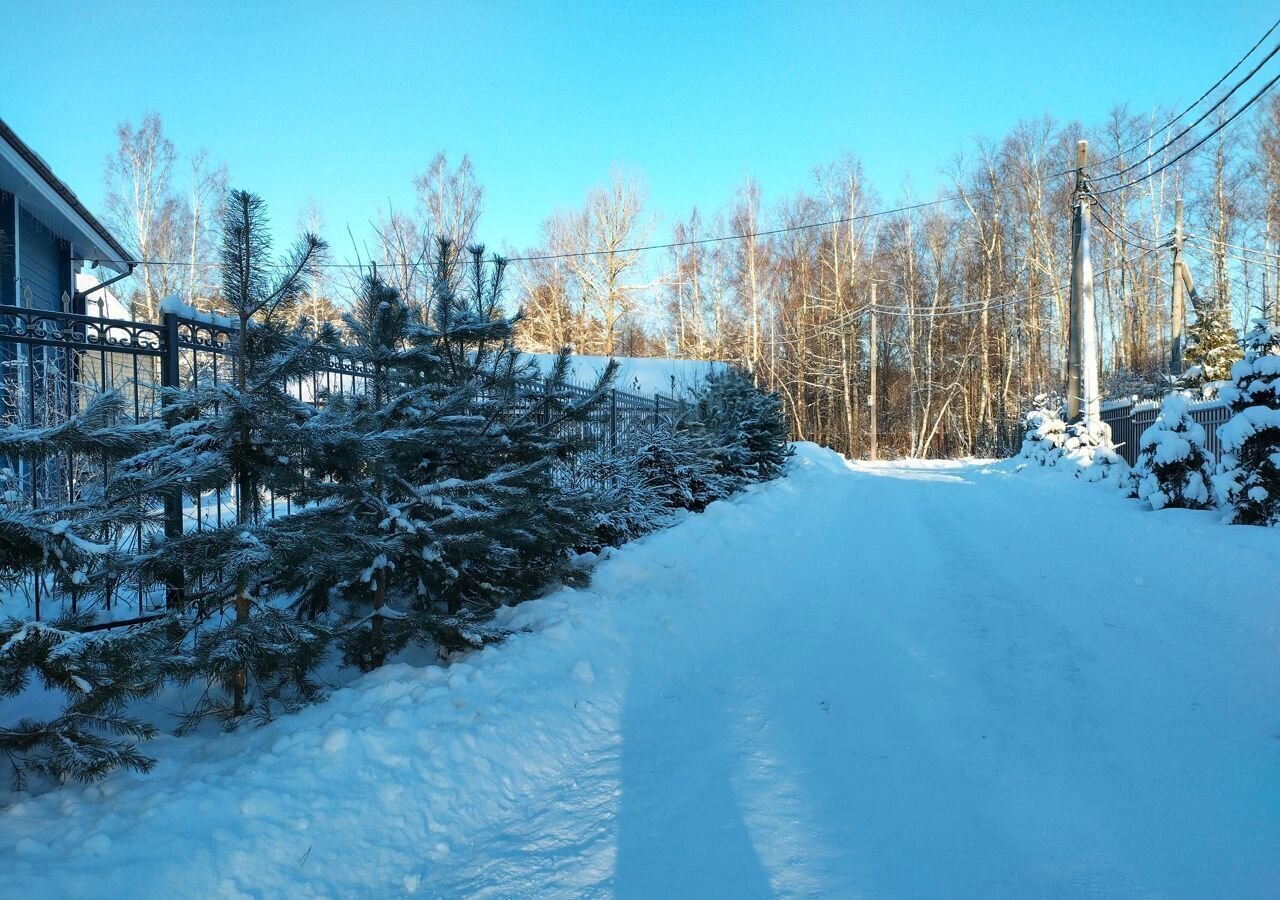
101, 95, 1280, 458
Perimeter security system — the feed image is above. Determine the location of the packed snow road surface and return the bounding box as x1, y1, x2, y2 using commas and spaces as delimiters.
4, 444, 1279, 898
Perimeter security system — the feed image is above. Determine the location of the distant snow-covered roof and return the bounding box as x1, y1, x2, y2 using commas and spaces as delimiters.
75, 273, 129, 320
523, 353, 726, 398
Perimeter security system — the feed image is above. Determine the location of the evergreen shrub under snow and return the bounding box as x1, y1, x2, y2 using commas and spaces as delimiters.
1214, 320, 1280, 525
687, 368, 792, 487
1128, 394, 1214, 511
566, 445, 673, 549
628, 424, 731, 514
0, 613, 184, 789
1016, 398, 1126, 485
569, 369, 791, 549
1064, 421, 1127, 485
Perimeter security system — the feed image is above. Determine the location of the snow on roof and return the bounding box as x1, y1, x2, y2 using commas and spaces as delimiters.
523, 353, 726, 398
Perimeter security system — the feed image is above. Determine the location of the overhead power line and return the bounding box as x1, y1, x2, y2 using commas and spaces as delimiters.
1091, 36, 1280, 183
1184, 235, 1276, 267
1092, 68, 1280, 196
1185, 233, 1276, 259
74, 15, 1280, 274
1085, 16, 1280, 173
1090, 195, 1172, 251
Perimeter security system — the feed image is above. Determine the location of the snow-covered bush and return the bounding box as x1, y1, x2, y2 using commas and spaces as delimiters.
686, 368, 792, 486
1214, 320, 1280, 525
565, 370, 790, 549
1129, 395, 1214, 510
1017, 402, 1066, 466
1016, 398, 1126, 485
630, 424, 731, 513
564, 445, 672, 548
1059, 422, 1121, 486
1062, 421, 1127, 485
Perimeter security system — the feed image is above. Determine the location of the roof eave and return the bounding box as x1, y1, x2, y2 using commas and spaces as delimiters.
0, 117, 136, 274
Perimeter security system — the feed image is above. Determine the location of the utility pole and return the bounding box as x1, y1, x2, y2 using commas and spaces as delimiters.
1264, 221, 1273, 325
868, 282, 878, 461
1171, 197, 1185, 375
1067, 140, 1100, 425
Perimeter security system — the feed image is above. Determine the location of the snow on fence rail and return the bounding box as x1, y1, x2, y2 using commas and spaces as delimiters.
1100, 396, 1232, 466
0, 303, 683, 624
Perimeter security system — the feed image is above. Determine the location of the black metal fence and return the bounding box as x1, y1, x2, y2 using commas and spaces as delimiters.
0, 303, 682, 622
1100, 397, 1233, 466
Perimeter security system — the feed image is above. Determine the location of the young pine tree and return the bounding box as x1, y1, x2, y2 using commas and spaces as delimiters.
687, 368, 791, 486
119, 189, 335, 728
398, 244, 615, 617
294, 242, 616, 669
0, 612, 183, 789
0, 392, 179, 788
1215, 320, 1280, 525
1183, 296, 1241, 386
565, 444, 672, 549
1130, 394, 1214, 511
628, 423, 730, 513
1017, 398, 1066, 467
1, 391, 158, 600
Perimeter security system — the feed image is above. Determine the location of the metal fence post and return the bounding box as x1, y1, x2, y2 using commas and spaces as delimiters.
610, 389, 618, 449
160, 312, 185, 609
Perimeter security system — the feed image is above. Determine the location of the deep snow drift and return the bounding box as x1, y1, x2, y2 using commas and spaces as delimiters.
3, 444, 1279, 898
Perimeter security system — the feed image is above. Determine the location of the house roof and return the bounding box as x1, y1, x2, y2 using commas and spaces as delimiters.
0, 117, 135, 273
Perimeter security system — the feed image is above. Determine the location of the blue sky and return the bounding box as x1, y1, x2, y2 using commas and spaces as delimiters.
2, 1, 1275, 260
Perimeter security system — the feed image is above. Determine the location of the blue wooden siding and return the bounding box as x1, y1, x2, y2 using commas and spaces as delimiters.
0, 191, 14, 306
1, 193, 16, 444
17, 206, 71, 312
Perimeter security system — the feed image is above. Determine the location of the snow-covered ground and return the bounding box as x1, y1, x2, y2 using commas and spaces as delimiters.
4, 445, 1280, 898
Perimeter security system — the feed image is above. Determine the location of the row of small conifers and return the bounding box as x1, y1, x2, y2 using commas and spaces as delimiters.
1018, 319, 1280, 523
0, 191, 792, 792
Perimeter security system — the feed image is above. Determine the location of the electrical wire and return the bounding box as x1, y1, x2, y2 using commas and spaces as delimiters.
1184, 239, 1274, 267
1085, 16, 1280, 173
1092, 68, 1280, 196
1092, 214, 1169, 254
1091, 38, 1280, 183
1090, 197, 1171, 251
1185, 233, 1277, 260
72, 17, 1280, 273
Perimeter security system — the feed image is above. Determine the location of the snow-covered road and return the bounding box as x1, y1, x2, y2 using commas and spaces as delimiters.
4, 444, 1280, 898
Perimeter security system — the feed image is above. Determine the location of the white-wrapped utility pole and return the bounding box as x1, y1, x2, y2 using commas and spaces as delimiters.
1067, 140, 1100, 425
1171, 197, 1185, 375
868, 282, 878, 461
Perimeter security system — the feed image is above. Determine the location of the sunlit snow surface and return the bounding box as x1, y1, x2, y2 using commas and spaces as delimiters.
4, 444, 1280, 898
